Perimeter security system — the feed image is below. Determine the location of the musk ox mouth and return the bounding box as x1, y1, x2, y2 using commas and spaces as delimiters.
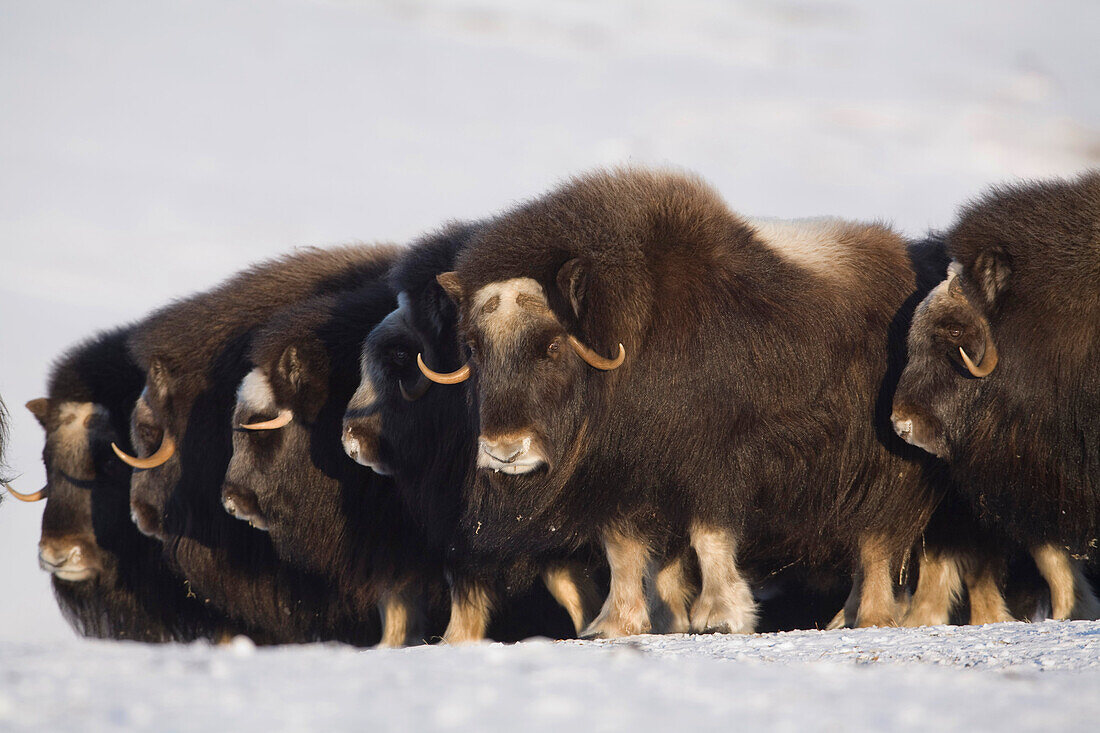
49, 566, 98, 582
221, 487, 270, 531
341, 426, 393, 475
892, 416, 914, 442
39, 556, 98, 582
890, 411, 948, 459
130, 500, 164, 539
476, 440, 548, 474
479, 458, 547, 475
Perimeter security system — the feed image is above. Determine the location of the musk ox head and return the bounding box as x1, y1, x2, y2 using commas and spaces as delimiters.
343, 223, 480, 492
121, 358, 182, 539
222, 342, 330, 537
343, 291, 472, 479
892, 263, 1000, 458
23, 398, 123, 583
422, 258, 624, 480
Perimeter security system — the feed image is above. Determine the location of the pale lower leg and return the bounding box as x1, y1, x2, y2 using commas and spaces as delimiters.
688, 524, 756, 634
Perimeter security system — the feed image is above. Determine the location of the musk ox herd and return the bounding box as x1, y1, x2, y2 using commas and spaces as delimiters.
4, 167, 1100, 646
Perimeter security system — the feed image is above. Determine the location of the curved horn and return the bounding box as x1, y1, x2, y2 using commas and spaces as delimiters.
240, 409, 293, 431
111, 434, 176, 470
567, 335, 626, 370
959, 334, 999, 378
5, 483, 47, 502
417, 353, 471, 385
399, 374, 431, 401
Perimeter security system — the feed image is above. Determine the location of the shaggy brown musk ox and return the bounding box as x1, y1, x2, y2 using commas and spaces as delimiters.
17, 328, 241, 641
892, 172, 1100, 620
343, 223, 602, 643
119, 244, 401, 643
222, 280, 452, 647
422, 168, 945, 636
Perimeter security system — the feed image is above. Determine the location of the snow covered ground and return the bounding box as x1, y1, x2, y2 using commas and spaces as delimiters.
3, 622, 1100, 732
2, 1, 1099, 729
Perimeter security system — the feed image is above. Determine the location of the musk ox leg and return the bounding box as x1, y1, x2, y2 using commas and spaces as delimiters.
961, 557, 1012, 625
378, 588, 427, 648
443, 581, 493, 644
855, 535, 900, 628
651, 554, 694, 634
581, 529, 653, 639
1031, 544, 1100, 620
688, 525, 756, 634
902, 552, 963, 627
542, 563, 603, 635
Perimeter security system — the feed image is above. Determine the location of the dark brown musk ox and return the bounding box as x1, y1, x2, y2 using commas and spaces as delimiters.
417, 168, 954, 637
221, 281, 453, 647
115, 244, 402, 644
892, 172, 1100, 620
342, 223, 603, 643
12, 328, 241, 641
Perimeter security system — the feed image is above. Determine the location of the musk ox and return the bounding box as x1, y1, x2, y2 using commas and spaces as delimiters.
343, 223, 602, 643
892, 172, 1100, 620
417, 168, 961, 637
222, 281, 450, 647
15, 328, 239, 641
117, 244, 401, 643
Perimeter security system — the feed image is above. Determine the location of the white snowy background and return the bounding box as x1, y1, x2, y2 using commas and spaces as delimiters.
1, 1, 1099, 730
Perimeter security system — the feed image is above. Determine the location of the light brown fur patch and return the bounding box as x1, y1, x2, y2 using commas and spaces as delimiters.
582, 528, 653, 638
689, 525, 756, 634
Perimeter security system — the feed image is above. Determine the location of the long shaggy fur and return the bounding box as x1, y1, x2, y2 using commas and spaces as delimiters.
347, 223, 588, 640
923, 172, 1100, 552
127, 243, 402, 643
231, 281, 449, 641
450, 168, 942, 588
35, 328, 239, 641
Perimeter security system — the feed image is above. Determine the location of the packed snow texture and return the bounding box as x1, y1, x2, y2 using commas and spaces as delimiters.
1, 1, 1099, 730
3, 623, 1100, 732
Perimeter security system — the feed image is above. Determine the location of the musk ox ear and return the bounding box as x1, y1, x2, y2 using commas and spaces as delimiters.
147, 358, 173, 406
274, 344, 328, 416
25, 398, 51, 428
971, 248, 1011, 305
436, 272, 465, 305
276, 346, 306, 394
556, 258, 588, 318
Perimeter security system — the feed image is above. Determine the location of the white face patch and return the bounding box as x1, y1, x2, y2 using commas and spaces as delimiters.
54, 402, 101, 442
747, 217, 864, 279
237, 368, 277, 413
50, 402, 104, 478
470, 277, 552, 345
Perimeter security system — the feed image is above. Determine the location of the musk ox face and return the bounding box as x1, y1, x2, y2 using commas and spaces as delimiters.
126, 388, 179, 539
223, 343, 336, 538
892, 264, 1000, 459
222, 368, 290, 531
457, 277, 580, 475
342, 294, 431, 476
430, 264, 622, 480
26, 398, 124, 583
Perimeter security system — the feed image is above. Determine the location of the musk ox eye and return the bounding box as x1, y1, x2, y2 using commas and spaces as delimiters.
389, 348, 410, 366
948, 327, 962, 339
138, 424, 161, 446
547, 339, 561, 356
